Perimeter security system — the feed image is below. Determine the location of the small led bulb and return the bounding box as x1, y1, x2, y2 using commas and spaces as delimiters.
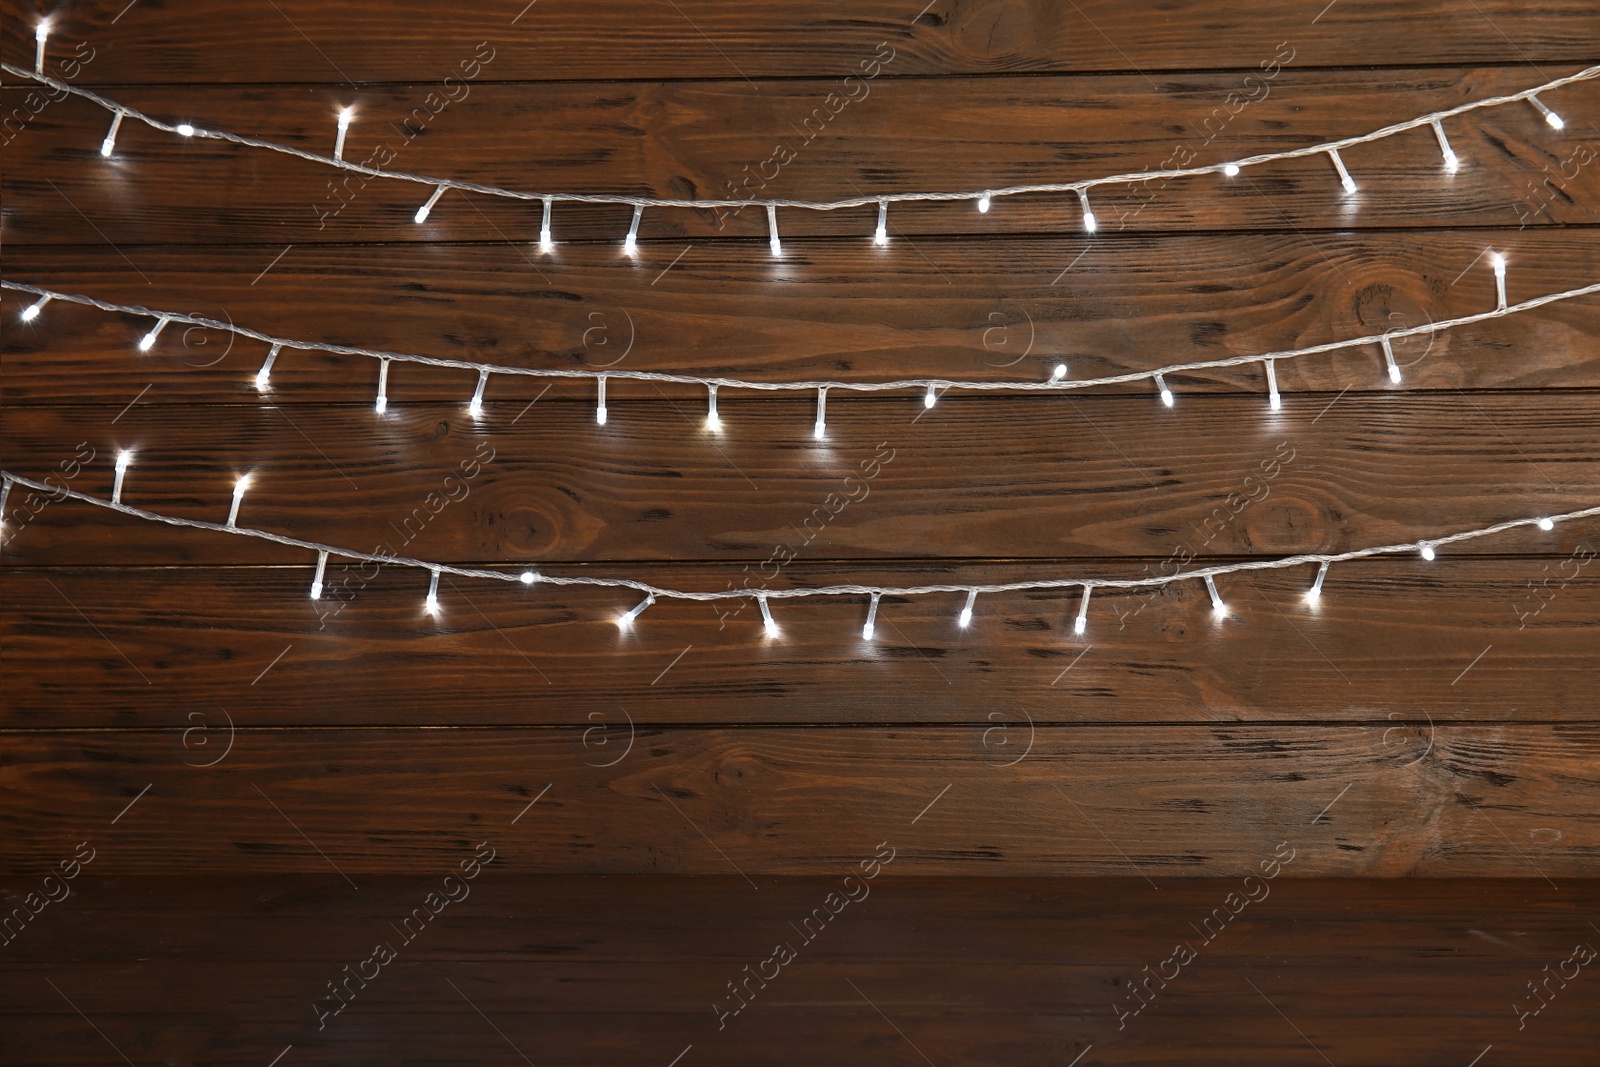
863, 592, 881, 641
758, 595, 780, 638
520, 570, 538, 584
227, 474, 252, 528
112, 450, 133, 505
1077, 189, 1097, 233
1155, 373, 1174, 407
1223, 163, 1241, 177
176, 123, 196, 137
1419, 542, 1436, 561
923, 385, 937, 409
1074, 586, 1092, 635
617, 593, 655, 630
138, 317, 171, 352
977, 192, 991, 213
957, 589, 977, 629
1537, 517, 1554, 532
706, 384, 722, 432
21, 295, 51, 322
1050, 364, 1067, 383
874, 200, 889, 246
425, 569, 441, 615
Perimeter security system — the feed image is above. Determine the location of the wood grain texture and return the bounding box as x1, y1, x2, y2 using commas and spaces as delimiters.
2, 878, 1597, 1065
4, 559, 1599, 726
5, 67, 1598, 246
2, 726, 1597, 876
6, 394, 1600, 565
7, 0, 1599, 81
4, 231, 1598, 406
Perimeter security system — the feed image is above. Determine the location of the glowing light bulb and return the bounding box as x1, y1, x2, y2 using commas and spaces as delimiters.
375, 358, 391, 414
1328, 148, 1357, 194
414, 186, 445, 225
596, 375, 608, 425
624, 205, 643, 256
1380, 335, 1401, 384
21, 295, 50, 322
759, 595, 780, 637
1307, 562, 1328, 604
977, 192, 991, 213
958, 589, 977, 629
1537, 517, 1554, 532
539, 196, 554, 253
1490, 252, 1508, 309
863, 592, 880, 640
469, 369, 488, 419
1223, 163, 1240, 177
1264, 359, 1280, 411
874, 200, 888, 246
334, 106, 353, 161
311, 551, 327, 600
813, 387, 827, 440
227, 474, 252, 528
617, 593, 655, 630
138, 317, 170, 352
425, 569, 441, 615
1420, 542, 1436, 561
112, 450, 132, 505
1204, 574, 1226, 615
34, 19, 50, 74
706, 384, 722, 432
1529, 95, 1564, 130
1155, 373, 1174, 407
1074, 585, 1091, 635
924, 385, 937, 409
1076, 188, 1096, 233
1430, 120, 1458, 172
101, 112, 125, 158
176, 123, 196, 138
1050, 364, 1067, 383
255, 343, 281, 393
767, 205, 781, 257
520, 570, 538, 584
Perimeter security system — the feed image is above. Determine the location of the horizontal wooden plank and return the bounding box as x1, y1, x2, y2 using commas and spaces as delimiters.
2, 878, 1597, 1064
5, 67, 1598, 245
2, 726, 1597, 876
4, 231, 1598, 406
6, 0, 1598, 82
4, 394, 1600, 566
4, 559, 1598, 726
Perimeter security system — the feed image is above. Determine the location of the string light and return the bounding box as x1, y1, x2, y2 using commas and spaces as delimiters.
624, 205, 642, 256
520, 570, 539, 584
8, 469, 1596, 633
138, 316, 170, 352
758, 593, 780, 637
1380, 335, 1401, 384
1491, 252, 1508, 310
1077, 188, 1097, 233
1204, 574, 1227, 615
1306, 561, 1329, 603
414, 185, 446, 224
1074, 585, 1092, 635
311, 550, 328, 600
1537, 517, 1555, 531
9, 277, 1599, 434
227, 474, 252, 528
20, 294, 51, 322
254, 343, 281, 393
100, 111, 124, 158
176, 123, 196, 138
862, 592, 880, 640
617, 593, 654, 630
957, 589, 977, 629
112, 451, 132, 505
705, 383, 721, 432
596, 375, 608, 425
539, 196, 554, 253
1264, 360, 1280, 411
1327, 147, 1358, 194
814, 386, 828, 440
977, 192, 991, 213
468, 368, 489, 418
767, 205, 781, 257
425, 568, 441, 614
334, 106, 353, 162
1431, 119, 1458, 172
1154, 373, 1174, 408
924, 384, 938, 409
34, 19, 50, 74
5, 61, 1592, 240
375, 358, 390, 414
1528, 94, 1564, 130
874, 200, 888, 246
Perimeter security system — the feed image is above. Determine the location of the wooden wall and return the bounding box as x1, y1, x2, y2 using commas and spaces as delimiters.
3, 0, 1599, 1063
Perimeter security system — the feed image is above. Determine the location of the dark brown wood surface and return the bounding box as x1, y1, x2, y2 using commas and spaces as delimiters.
3, 0, 1599, 1062
4, 877, 1598, 1065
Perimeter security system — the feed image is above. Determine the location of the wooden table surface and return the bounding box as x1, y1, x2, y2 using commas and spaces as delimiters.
2, 1, 1598, 1063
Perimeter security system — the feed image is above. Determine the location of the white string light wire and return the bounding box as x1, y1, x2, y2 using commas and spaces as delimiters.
6, 270, 1593, 417
5, 59, 1592, 238
2, 469, 1593, 631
